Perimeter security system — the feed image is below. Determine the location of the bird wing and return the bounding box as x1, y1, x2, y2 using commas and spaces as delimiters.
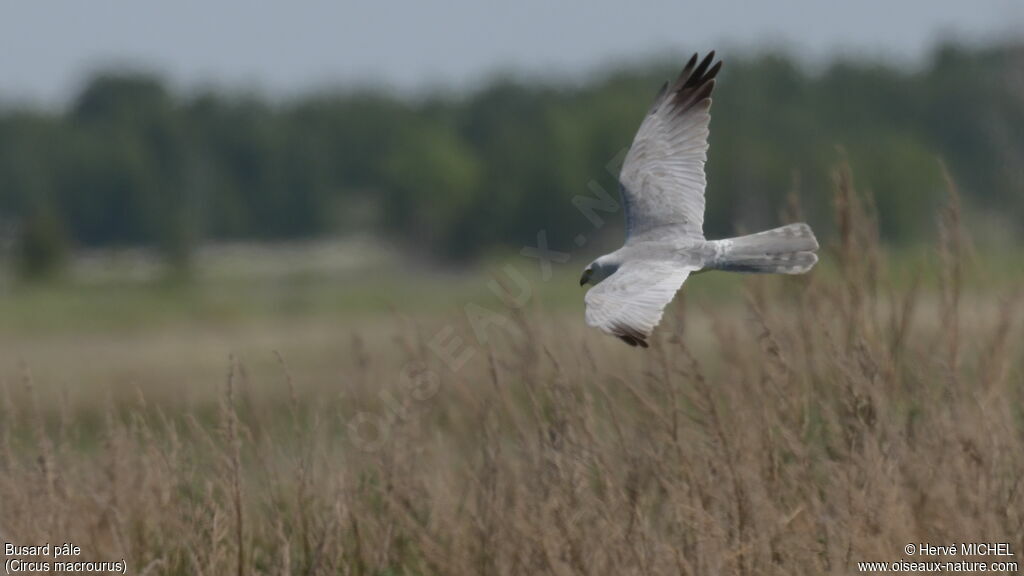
619, 52, 720, 243
584, 260, 693, 347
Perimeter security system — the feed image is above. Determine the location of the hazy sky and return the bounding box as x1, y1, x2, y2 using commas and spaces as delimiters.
2, 0, 1021, 106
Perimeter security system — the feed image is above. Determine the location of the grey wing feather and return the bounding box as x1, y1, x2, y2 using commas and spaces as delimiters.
584, 260, 693, 347
619, 52, 721, 242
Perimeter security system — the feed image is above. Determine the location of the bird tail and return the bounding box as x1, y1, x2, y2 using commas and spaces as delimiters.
707, 223, 819, 274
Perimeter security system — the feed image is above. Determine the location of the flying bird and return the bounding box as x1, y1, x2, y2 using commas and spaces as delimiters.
580, 52, 819, 347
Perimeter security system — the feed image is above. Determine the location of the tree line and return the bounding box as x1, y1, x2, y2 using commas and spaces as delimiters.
1, 42, 1021, 278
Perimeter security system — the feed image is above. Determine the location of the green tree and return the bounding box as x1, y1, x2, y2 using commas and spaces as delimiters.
14, 197, 69, 281
1, 42, 1022, 269
382, 121, 482, 258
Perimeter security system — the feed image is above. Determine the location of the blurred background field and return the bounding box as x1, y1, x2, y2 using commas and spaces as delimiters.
1, 7, 1023, 336
1, 37, 1023, 398
1, 2, 1023, 574
1, 236, 1020, 396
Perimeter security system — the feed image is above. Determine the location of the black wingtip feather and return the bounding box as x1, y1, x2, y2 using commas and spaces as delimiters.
690, 52, 715, 83
674, 79, 715, 114
616, 334, 650, 348
706, 60, 722, 80
658, 51, 721, 117
680, 53, 698, 77
612, 322, 651, 348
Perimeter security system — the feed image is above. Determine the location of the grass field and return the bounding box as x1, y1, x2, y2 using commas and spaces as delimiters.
1, 172, 1023, 575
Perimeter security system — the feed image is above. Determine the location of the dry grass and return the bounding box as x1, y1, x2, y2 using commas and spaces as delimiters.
2, 167, 1023, 575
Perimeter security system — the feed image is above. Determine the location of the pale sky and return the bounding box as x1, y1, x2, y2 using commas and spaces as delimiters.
1, 0, 1021, 107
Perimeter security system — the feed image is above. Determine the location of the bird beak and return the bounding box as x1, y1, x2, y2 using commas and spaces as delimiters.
579, 274, 587, 287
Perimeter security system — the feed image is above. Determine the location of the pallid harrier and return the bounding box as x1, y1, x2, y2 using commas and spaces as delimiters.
580, 52, 818, 347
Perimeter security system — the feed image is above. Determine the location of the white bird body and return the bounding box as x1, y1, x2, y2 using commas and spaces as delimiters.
580, 52, 819, 347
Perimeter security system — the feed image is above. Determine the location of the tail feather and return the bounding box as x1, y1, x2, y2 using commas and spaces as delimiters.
708, 223, 819, 275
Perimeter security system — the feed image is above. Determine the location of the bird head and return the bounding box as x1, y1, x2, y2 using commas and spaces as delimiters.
580, 256, 618, 286
579, 265, 593, 286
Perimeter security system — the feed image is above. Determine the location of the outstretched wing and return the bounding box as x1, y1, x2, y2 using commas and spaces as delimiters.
619, 52, 721, 243
584, 260, 694, 347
